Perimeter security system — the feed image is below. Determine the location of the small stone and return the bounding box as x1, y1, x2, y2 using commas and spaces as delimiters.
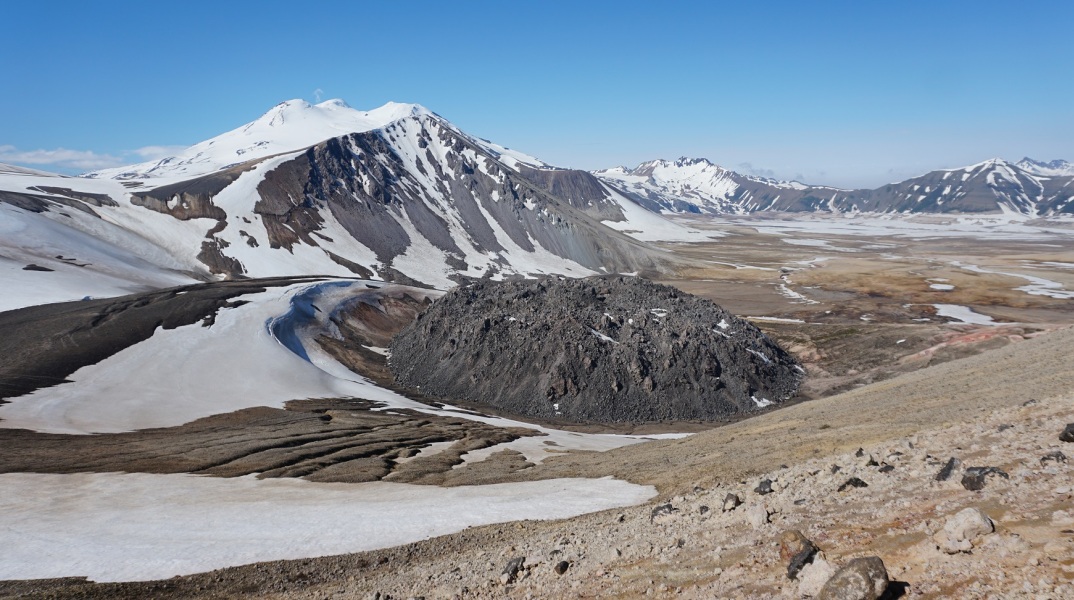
746, 504, 770, 528
934, 507, 994, 554
837, 477, 868, 492
818, 556, 889, 600
649, 503, 679, 524
935, 457, 962, 481
722, 493, 742, 512
1061, 424, 1074, 443
854, 448, 865, 457
878, 464, 894, 473
961, 466, 1009, 491
1041, 450, 1067, 465
1023, 398, 1038, 406
501, 557, 525, 584
997, 424, 1014, 432
780, 530, 819, 580
699, 505, 710, 515
755, 479, 774, 495
553, 561, 569, 575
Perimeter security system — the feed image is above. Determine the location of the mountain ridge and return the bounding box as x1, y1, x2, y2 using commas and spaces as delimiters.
595, 155, 1074, 216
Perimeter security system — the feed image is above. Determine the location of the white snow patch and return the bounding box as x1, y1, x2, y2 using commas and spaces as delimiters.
0, 472, 655, 582
933, 304, 998, 325
588, 327, 618, 344
746, 316, 806, 324
747, 349, 772, 364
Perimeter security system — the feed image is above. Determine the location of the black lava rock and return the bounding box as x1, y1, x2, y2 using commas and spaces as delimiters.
935, 457, 962, 482
838, 477, 869, 492
755, 479, 774, 495
961, 466, 1009, 491
501, 557, 525, 583
1041, 450, 1067, 465
1061, 424, 1074, 443
388, 276, 803, 423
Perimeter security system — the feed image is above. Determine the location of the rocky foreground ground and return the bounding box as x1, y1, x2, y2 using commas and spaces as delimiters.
304, 393, 1074, 599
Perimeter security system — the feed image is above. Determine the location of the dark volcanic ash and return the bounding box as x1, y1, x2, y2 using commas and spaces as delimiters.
388, 276, 803, 424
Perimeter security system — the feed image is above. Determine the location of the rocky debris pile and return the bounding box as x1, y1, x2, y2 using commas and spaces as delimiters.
389, 276, 802, 423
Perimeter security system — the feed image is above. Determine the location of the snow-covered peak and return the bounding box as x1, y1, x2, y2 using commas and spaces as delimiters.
1016, 157, 1074, 177
86, 99, 433, 180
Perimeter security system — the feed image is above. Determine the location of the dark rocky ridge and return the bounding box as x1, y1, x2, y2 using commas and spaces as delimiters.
389, 276, 803, 423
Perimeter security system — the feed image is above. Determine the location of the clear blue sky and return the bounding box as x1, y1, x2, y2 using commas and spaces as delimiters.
2, 1, 1071, 188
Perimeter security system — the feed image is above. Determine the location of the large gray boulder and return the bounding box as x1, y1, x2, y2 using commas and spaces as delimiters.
389, 276, 802, 423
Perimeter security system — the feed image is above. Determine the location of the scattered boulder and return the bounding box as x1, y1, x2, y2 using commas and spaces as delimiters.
878, 464, 894, 473
553, 561, 570, 575
500, 557, 525, 585
699, 505, 710, 515
961, 466, 1009, 491
755, 479, 774, 495
837, 477, 869, 492
746, 504, 770, 529
817, 556, 889, 600
1041, 450, 1067, 465
934, 457, 962, 481
780, 530, 819, 580
388, 276, 803, 423
1061, 424, 1074, 443
722, 493, 742, 512
934, 507, 994, 554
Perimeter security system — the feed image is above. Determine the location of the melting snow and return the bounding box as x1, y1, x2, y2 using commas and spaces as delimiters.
933, 304, 999, 326
0, 472, 655, 583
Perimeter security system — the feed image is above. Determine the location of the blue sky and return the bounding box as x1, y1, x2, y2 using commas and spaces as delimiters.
1, 1, 1071, 187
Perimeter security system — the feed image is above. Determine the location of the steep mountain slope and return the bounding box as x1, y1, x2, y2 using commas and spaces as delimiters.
0, 101, 685, 310
597, 157, 1074, 216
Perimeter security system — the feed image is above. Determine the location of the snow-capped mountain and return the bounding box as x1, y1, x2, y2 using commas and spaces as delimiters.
1, 100, 690, 311
595, 157, 818, 215
1015, 157, 1074, 178
596, 157, 1074, 216
85, 100, 430, 180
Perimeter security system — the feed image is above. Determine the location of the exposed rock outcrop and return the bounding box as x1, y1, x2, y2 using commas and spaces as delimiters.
389, 276, 802, 423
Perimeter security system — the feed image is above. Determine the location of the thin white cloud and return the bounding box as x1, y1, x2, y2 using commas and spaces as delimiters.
0, 145, 126, 171
313, 88, 324, 102
132, 145, 186, 161
737, 162, 778, 179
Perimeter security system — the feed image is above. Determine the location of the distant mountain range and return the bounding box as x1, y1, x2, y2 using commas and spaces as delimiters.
595, 156, 1074, 216
1, 98, 1071, 309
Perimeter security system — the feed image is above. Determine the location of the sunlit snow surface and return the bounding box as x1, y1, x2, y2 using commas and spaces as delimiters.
0, 472, 654, 582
